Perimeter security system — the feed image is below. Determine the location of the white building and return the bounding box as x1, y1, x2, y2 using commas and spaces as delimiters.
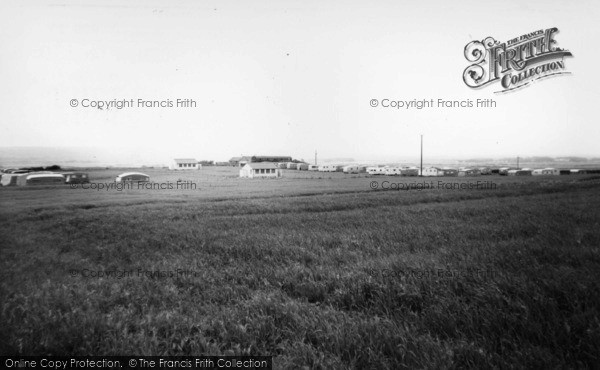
308, 165, 319, 171
170, 158, 200, 170
239, 162, 282, 178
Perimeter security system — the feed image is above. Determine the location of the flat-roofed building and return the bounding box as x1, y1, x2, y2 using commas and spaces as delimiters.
170, 158, 200, 170
239, 162, 282, 178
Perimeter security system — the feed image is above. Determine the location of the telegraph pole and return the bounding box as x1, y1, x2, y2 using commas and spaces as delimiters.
517, 156, 520, 169
315, 150, 317, 165
420, 135, 423, 177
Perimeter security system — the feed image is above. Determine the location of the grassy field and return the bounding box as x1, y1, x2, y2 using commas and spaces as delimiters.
1, 167, 599, 368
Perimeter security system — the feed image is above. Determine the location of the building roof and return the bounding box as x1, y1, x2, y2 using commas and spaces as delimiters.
26, 173, 65, 179
244, 162, 279, 169
252, 155, 292, 160
117, 172, 149, 177
173, 158, 197, 163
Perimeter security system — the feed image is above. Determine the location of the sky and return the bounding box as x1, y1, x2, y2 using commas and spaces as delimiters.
1, 0, 599, 165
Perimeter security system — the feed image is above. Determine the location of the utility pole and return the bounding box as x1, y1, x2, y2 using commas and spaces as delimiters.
315, 150, 317, 165
420, 135, 423, 177
517, 156, 520, 169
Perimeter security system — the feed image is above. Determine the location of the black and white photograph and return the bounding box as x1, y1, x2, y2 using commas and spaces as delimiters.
1, 0, 599, 368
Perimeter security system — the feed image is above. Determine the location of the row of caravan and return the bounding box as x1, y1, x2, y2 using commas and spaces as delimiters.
0, 171, 90, 186
277, 163, 588, 177
276, 162, 319, 171
276, 162, 343, 171
277, 162, 426, 175
0, 171, 150, 186
276, 162, 463, 176
1, 172, 67, 186
499, 168, 587, 176
364, 166, 421, 176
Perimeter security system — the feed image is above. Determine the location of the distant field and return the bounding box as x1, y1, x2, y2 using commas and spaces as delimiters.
1, 168, 599, 368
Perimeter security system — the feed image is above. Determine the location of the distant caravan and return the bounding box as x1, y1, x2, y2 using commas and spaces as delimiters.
1, 173, 25, 186
343, 165, 360, 174
16, 173, 65, 186
420, 167, 441, 177
63, 172, 90, 184
570, 169, 587, 174
385, 167, 402, 176
532, 168, 560, 176
308, 165, 319, 171
296, 163, 309, 171
441, 168, 458, 177
286, 162, 298, 170
116, 172, 150, 183
499, 167, 511, 176
318, 165, 338, 172
367, 167, 386, 175
401, 168, 419, 176
507, 169, 532, 176
458, 168, 481, 177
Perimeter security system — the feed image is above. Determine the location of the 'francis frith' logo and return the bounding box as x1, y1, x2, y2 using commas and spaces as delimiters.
463, 27, 572, 93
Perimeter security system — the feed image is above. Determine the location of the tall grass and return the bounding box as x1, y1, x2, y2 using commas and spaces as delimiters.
1, 174, 599, 368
